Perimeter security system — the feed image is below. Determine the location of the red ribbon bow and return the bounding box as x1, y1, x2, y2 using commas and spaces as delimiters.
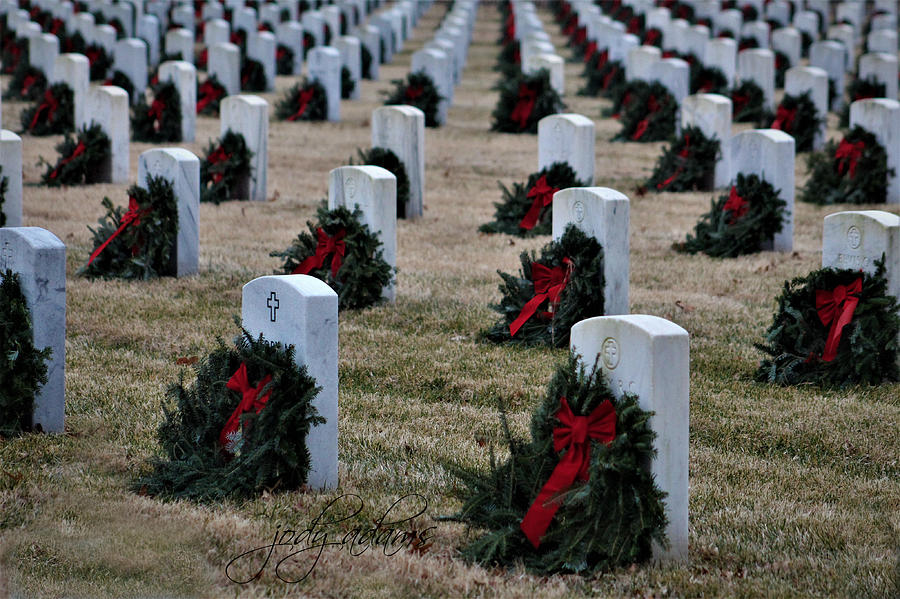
206, 145, 231, 184
631, 95, 660, 141
815, 278, 862, 362
48, 140, 86, 180
219, 363, 273, 453
29, 88, 59, 130
657, 134, 691, 190
21, 74, 38, 97
511, 83, 537, 130
731, 92, 749, 116
148, 97, 166, 132
595, 49, 609, 70
583, 41, 597, 63
404, 84, 425, 102
509, 258, 572, 337
626, 16, 641, 34
520, 397, 616, 547
87, 196, 152, 265
574, 26, 586, 45
601, 64, 618, 90
287, 86, 316, 121
771, 105, 796, 133
722, 185, 749, 224
518, 175, 560, 230
291, 227, 347, 278
645, 29, 661, 46
196, 80, 224, 113
835, 139, 866, 180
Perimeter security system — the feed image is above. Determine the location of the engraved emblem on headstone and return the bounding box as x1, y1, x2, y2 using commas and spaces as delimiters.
267, 291, 279, 322
345, 176, 356, 199
847, 225, 861, 249
601, 337, 619, 369
573, 200, 585, 223
0, 241, 12, 271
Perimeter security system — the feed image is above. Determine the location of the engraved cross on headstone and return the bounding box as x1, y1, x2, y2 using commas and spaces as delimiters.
267, 291, 279, 322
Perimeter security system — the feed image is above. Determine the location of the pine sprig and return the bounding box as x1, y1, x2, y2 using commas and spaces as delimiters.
800, 127, 894, 205
19, 82, 75, 136
492, 69, 565, 134
200, 131, 254, 204
132, 81, 183, 143
646, 125, 720, 192
351, 147, 410, 218
383, 71, 444, 128
40, 124, 111, 187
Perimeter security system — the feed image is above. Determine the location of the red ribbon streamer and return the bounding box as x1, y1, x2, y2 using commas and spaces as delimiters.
48, 140, 86, 180
219, 363, 273, 453
87, 196, 151, 265
206, 145, 231, 184
631, 95, 659, 141
645, 29, 661, 46
722, 185, 749, 224
601, 64, 618, 91
196, 80, 224, 113
518, 175, 560, 230
287, 87, 316, 121
815, 278, 862, 362
520, 397, 616, 547
657, 134, 691, 190
509, 258, 572, 337
511, 83, 537, 130
771, 105, 796, 133
584, 41, 597, 63
291, 227, 346, 278
148, 97, 166, 132
21, 74, 37, 97
29, 88, 59, 130
835, 139, 866, 180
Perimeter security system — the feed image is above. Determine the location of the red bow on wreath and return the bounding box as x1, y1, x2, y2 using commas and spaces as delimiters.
645, 29, 661, 46
85, 47, 103, 66
771, 104, 796, 133
196, 80, 224, 113
601, 64, 619, 91
21, 74, 38, 97
519, 175, 560, 230
511, 83, 537, 130
48, 140, 86, 180
573, 26, 586, 45
291, 227, 347, 278
29, 88, 59, 130
509, 258, 573, 337
835, 139, 866, 180
626, 16, 641, 34
148, 97, 166, 132
287, 86, 317, 121
722, 185, 749, 224
657, 134, 691, 190
206, 145, 231, 184
631, 94, 660, 141
504, 13, 515, 44
520, 397, 616, 547
404, 84, 425, 102
584, 41, 597, 63
815, 277, 862, 362
595, 49, 609, 70
87, 196, 152, 265
731, 92, 750, 116
219, 362, 273, 454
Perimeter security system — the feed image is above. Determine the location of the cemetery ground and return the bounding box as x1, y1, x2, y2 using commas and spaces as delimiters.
1, 6, 898, 599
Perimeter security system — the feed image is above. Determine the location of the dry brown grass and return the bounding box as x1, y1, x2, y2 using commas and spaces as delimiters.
0, 3, 898, 598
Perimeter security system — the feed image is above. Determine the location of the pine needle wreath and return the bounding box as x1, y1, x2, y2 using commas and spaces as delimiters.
774, 50, 789, 88
132, 81, 183, 143
19, 82, 74, 136
691, 64, 729, 94
270, 203, 394, 310
479, 162, 588, 237
768, 91, 822, 153
303, 31, 315, 59
646, 126, 720, 192
674, 173, 786, 258
730, 79, 771, 123
579, 55, 623, 98
276, 43, 294, 75
495, 40, 521, 79
274, 79, 328, 121
755, 260, 900, 387
483, 225, 605, 347
352, 147, 410, 219
444, 354, 666, 575
200, 131, 254, 204
613, 81, 677, 142
1, 37, 26, 74
361, 43, 373, 79
492, 69, 565, 134
5, 63, 47, 101
132, 327, 323, 500
0, 167, 7, 227
40, 124, 111, 187
240, 57, 267, 91
0, 269, 51, 437
104, 69, 136, 104
79, 174, 179, 279
839, 76, 886, 128
800, 127, 894, 205
341, 65, 355, 99
86, 44, 112, 80
196, 76, 227, 116
383, 71, 444, 128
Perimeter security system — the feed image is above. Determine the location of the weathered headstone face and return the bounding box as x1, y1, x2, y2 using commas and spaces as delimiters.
681, 93, 732, 188
785, 65, 828, 150
868, 30, 898, 56
870, 13, 897, 32
810, 41, 846, 109
652, 57, 690, 107
205, 18, 232, 47
371, 105, 425, 219
82, 86, 130, 184
137, 14, 161, 67
410, 47, 452, 124
208, 42, 241, 96
248, 30, 276, 91
241, 274, 339, 490
307, 46, 341, 122
328, 165, 397, 300
0, 227, 66, 433
538, 114, 595, 185
113, 38, 149, 103
730, 129, 795, 251
850, 99, 900, 204
158, 61, 196, 142
51, 53, 89, 127
859, 53, 899, 101
625, 45, 661, 82
705, 37, 737, 85
823, 210, 900, 300
137, 148, 200, 277
165, 27, 195, 64
221, 95, 269, 202
28, 33, 59, 79
0, 130, 23, 227
737, 48, 775, 110
771, 27, 801, 70
552, 187, 629, 315
275, 21, 304, 76
426, 38, 460, 85
569, 314, 689, 562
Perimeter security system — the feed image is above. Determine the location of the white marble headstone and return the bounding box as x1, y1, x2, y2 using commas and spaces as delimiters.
371, 105, 425, 219
810, 41, 847, 110
626, 45, 661, 82
850, 99, 900, 204
868, 29, 898, 56
209, 42, 241, 95
276, 20, 304, 75
51, 53, 89, 127
0, 130, 23, 227
165, 27, 194, 64
785, 65, 828, 150
705, 37, 737, 84
859, 53, 899, 101
358, 24, 381, 79
771, 27, 801, 71
334, 36, 361, 100
248, 30, 277, 91
737, 48, 775, 110
681, 93, 732, 188
221, 95, 268, 202
112, 37, 148, 103
158, 60, 196, 142
81, 85, 129, 184
205, 18, 232, 47
307, 46, 341, 122
538, 114, 595, 185
28, 33, 59, 79
410, 47, 452, 124
137, 14, 160, 67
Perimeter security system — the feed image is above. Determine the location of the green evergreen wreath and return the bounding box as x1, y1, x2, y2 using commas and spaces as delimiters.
581, 56, 624, 99
341, 65, 355, 99
445, 355, 666, 575
132, 327, 323, 500
613, 81, 677, 142
691, 64, 729, 94
495, 40, 521, 79
20, 82, 74, 135
40, 124, 111, 187
383, 71, 443, 128
196, 76, 227, 116
132, 81, 183, 143
675, 173, 786, 258
270, 203, 394, 310
769, 91, 822, 153
483, 225, 605, 347
0, 270, 51, 437
492, 69, 565, 134
731, 79, 770, 123
479, 162, 587, 237
800, 127, 894, 205
85, 44, 112, 80
352, 147, 410, 218
646, 126, 720, 192
1, 37, 26, 75
755, 261, 900, 387
274, 79, 328, 121
303, 31, 315, 58
200, 131, 254, 204
79, 175, 179, 280
774, 50, 789, 88
5, 63, 47, 101
240, 57, 267, 91
839, 76, 886, 128
0, 167, 7, 227
276, 43, 294, 75
105, 69, 136, 104
361, 43, 373, 79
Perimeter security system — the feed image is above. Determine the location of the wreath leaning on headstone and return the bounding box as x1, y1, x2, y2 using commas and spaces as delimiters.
730, 79, 770, 123
646, 125, 720, 192
19, 82, 74, 136
199, 130, 254, 204
383, 70, 444, 128
351, 147, 411, 219
5, 62, 47, 101
674, 173, 786, 258
240, 57, 267, 92
768, 90, 822, 153
444, 354, 667, 575
0, 166, 7, 227
0, 269, 51, 437
276, 43, 294, 75
800, 126, 894, 205
839, 76, 886, 128
196, 75, 228, 116
361, 43, 374, 79
79, 174, 179, 280
132, 327, 323, 500
341, 65, 355, 99
86, 44, 112, 81
40, 123, 111, 187
275, 79, 328, 122
495, 39, 521, 79
755, 260, 900, 387
479, 162, 588, 237
132, 81, 183, 143
690, 64, 729, 95
613, 81, 677, 142
270, 203, 394, 311
484, 225, 605, 348
104, 69, 136, 104
492, 68, 565, 134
